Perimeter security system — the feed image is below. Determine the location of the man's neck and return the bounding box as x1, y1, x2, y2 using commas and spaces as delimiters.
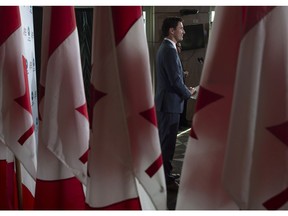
166, 35, 177, 43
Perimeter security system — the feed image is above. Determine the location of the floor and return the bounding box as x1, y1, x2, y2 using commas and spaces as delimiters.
167, 125, 191, 210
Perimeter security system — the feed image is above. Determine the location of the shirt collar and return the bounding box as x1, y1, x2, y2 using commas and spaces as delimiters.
164, 38, 177, 50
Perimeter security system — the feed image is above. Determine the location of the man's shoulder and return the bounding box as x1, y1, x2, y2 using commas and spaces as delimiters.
159, 41, 175, 53
162, 39, 174, 48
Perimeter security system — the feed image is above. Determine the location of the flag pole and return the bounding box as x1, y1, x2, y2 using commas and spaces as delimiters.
15, 157, 23, 210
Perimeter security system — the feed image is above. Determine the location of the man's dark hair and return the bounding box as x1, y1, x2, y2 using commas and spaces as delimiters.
161, 17, 183, 38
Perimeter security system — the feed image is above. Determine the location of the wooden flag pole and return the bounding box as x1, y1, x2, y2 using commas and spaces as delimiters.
15, 157, 23, 210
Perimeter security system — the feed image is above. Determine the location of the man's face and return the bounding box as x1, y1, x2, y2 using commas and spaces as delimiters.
173, 22, 185, 42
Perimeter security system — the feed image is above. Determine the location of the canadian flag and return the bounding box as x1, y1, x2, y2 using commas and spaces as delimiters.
222, 6, 288, 210
0, 6, 36, 210
85, 6, 166, 210
34, 6, 89, 210
177, 6, 288, 210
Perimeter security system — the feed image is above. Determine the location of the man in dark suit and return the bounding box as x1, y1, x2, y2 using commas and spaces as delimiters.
155, 17, 195, 190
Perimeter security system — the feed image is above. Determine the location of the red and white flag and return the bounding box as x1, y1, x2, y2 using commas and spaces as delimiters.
34, 6, 89, 210
0, 5, 37, 184
177, 6, 288, 210
86, 6, 166, 210
0, 6, 37, 210
222, 6, 288, 210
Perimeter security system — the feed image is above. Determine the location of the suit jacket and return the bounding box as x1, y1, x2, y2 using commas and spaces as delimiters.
155, 39, 192, 114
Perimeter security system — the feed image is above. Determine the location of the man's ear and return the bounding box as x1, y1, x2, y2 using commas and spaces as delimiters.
169, 27, 175, 35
